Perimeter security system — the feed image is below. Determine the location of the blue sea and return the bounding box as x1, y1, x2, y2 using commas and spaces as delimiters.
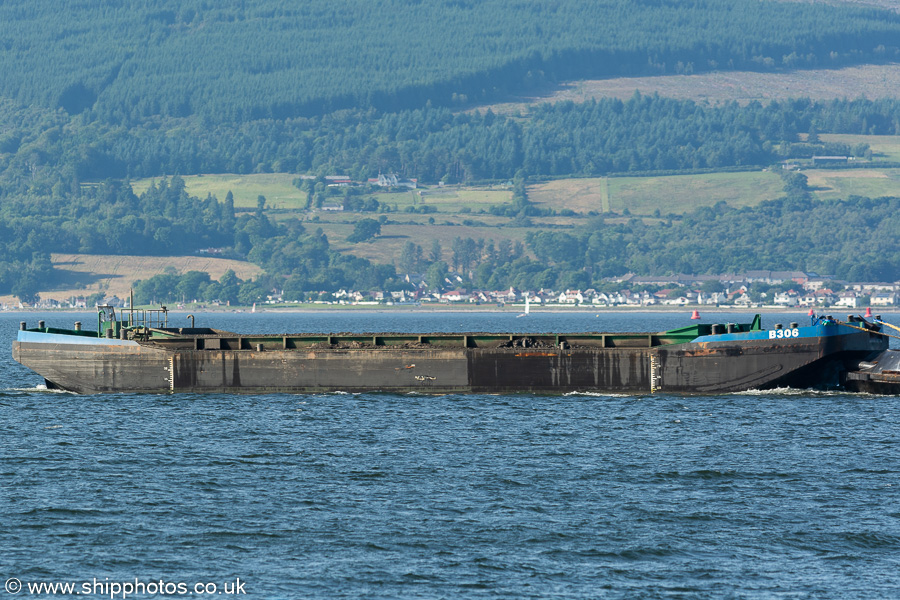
2, 310, 899, 599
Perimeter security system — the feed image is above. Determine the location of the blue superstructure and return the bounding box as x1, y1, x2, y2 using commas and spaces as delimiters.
691, 321, 861, 344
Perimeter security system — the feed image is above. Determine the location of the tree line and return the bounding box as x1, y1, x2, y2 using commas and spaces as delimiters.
123, 186, 900, 307
8, 94, 900, 299
7, 95, 900, 194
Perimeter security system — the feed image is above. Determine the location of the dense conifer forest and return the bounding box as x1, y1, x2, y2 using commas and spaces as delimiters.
2, 0, 899, 122
3, 0, 900, 300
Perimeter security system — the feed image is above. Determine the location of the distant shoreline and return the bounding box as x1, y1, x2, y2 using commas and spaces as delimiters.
4, 304, 897, 316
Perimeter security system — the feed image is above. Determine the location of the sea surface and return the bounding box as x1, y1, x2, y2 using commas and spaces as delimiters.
2, 310, 899, 599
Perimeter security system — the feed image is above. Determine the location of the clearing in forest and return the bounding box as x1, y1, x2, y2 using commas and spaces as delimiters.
131, 174, 307, 210
529, 171, 784, 216
803, 168, 900, 200
27, 254, 263, 303
481, 63, 900, 114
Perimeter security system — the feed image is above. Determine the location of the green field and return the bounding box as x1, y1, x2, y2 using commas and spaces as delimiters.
127, 167, 900, 270
369, 187, 513, 212
804, 168, 900, 201
819, 133, 900, 162
130, 176, 514, 214
608, 171, 786, 214
529, 171, 784, 216
131, 174, 307, 210
318, 222, 534, 265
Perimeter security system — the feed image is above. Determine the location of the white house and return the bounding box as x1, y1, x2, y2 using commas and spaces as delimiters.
834, 291, 860, 308
558, 290, 584, 304
871, 292, 898, 306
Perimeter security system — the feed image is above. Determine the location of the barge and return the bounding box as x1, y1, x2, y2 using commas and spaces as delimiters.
11, 307, 890, 394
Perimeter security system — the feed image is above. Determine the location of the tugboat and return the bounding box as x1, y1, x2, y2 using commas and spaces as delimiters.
12, 306, 889, 395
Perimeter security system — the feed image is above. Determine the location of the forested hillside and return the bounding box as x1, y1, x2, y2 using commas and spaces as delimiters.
4, 0, 900, 301
1, 0, 899, 122
125, 191, 900, 305
6, 93, 900, 299
4, 94, 900, 190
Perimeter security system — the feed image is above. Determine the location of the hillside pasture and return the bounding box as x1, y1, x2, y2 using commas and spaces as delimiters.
529, 171, 784, 216
318, 222, 533, 266
131, 174, 307, 210
818, 134, 900, 162
528, 179, 609, 213
482, 63, 900, 115
607, 172, 785, 215
31, 254, 263, 303
804, 168, 900, 200
371, 187, 514, 213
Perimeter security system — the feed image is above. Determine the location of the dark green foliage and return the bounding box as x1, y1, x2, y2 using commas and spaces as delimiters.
2, 0, 899, 124
347, 219, 382, 243
135, 269, 227, 305
11, 94, 900, 189
781, 170, 810, 194
7, 96, 900, 298
426, 261, 449, 291
421, 194, 900, 290
5, 2, 900, 298
398, 242, 424, 274
522, 195, 900, 284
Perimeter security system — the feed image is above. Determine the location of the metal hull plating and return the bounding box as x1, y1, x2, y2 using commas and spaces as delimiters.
12, 323, 887, 394
844, 349, 900, 395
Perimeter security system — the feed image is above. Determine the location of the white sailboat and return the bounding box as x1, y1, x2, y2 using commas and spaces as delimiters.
516, 294, 530, 318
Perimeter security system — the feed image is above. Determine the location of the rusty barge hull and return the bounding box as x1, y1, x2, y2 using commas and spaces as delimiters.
12, 319, 887, 394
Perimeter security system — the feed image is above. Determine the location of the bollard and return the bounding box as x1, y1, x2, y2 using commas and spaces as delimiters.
105, 328, 114, 338
74, 322, 82, 331
790, 322, 799, 329
20, 321, 26, 331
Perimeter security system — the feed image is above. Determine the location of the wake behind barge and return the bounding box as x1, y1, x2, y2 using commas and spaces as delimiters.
11, 307, 890, 394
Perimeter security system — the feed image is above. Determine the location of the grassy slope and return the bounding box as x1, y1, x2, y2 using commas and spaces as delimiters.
131, 174, 307, 210
819, 133, 900, 162
1, 254, 263, 304
803, 168, 900, 200
323, 223, 535, 265
529, 172, 785, 215
481, 64, 900, 115
129, 164, 900, 270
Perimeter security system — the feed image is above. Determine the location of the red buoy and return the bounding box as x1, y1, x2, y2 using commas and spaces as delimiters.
865, 306, 872, 317
690, 310, 700, 320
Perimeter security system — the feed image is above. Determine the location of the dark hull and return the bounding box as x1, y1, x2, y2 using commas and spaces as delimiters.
12, 326, 886, 394
843, 349, 900, 395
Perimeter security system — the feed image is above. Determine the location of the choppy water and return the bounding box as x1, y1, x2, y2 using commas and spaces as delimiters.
2, 310, 899, 599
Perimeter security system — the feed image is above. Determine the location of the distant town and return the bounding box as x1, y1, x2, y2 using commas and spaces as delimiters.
5, 270, 898, 311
